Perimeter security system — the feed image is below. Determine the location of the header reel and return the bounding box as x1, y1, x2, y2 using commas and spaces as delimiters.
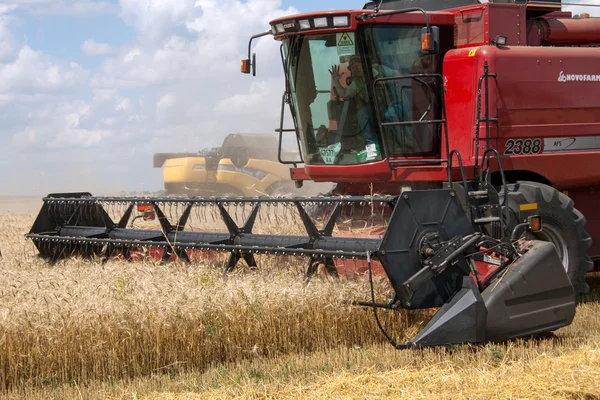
26, 187, 576, 347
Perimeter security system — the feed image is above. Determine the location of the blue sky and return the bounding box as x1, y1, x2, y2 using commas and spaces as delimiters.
0, 0, 597, 195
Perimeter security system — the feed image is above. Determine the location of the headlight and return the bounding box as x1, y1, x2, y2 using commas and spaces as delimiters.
299, 19, 311, 30
333, 15, 349, 27
313, 17, 328, 28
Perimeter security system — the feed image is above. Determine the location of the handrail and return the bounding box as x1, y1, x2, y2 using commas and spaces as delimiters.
448, 149, 472, 220
277, 91, 303, 166
448, 150, 468, 189
372, 73, 451, 181
473, 62, 498, 178
481, 147, 508, 235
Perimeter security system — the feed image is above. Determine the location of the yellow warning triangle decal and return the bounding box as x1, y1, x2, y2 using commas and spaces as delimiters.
338, 32, 354, 46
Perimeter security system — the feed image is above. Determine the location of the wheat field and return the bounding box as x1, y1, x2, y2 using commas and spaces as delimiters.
1, 204, 600, 399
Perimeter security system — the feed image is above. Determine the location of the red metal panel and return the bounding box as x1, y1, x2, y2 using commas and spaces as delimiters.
330, 180, 443, 196
303, 160, 392, 182
443, 46, 500, 167
442, 47, 479, 163
293, 163, 454, 184
490, 45, 600, 187
526, 12, 573, 46
452, 6, 486, 47
290, 167, 310, 181
500, 153, 600, 188
487, 3, 527, 46
270, 10, 456, 40
390, 165, 448, 182
543, 17, 600, 45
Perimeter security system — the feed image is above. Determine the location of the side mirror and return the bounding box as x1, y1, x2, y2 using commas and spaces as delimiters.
241, 30, 271, 76
240, 53, 257, 76
421, 26, 440, 53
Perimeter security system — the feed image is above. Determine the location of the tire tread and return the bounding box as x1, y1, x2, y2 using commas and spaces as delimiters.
502, 181, 592, 295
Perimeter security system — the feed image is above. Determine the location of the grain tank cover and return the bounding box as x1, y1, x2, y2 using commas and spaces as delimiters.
363, 0, 561, 11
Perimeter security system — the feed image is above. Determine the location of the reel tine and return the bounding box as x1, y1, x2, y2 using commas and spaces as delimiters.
224, 251, 241, 275
176, 248, 191, 264
324, 256, 339, 278
242, 252, 257, 270
122, 245, 132, 261
304, 255, 320, 282
102, 243, 114, 264
161, 246, 173, 264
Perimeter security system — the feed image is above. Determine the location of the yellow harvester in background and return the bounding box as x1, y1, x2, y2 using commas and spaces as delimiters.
154, 133, 307, 196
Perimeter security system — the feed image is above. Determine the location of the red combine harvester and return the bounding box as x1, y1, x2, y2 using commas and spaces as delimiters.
27, 0, 599, 347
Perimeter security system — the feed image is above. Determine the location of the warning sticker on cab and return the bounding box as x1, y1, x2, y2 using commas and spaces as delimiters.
336, 32, 355, 56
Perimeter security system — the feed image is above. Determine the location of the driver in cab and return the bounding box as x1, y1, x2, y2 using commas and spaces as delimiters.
329, 55, 399, 147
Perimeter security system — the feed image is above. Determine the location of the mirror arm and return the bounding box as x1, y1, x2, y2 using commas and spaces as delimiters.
243, 30, 272, 76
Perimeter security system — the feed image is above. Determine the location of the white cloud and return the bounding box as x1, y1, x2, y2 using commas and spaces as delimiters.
0, 5, 17, 15
101, 117, 116, 126
81, 40, 114, 57
119, 0, 196, 43
156, 93, 175, 111
92, 88, 117, 102
215, 79, 275, 115
11, 101, 112, 150
12, 127, 36, 147
91, 1, 297, 92
0, 0, 301, 194
124, 48, 142, 63
0, 14, 15, 60
115, 96, 131, 111
49, 126, 112, 148
0, 46, 88, 95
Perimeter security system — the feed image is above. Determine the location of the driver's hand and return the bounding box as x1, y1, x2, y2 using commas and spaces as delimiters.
329, 65, 342, 81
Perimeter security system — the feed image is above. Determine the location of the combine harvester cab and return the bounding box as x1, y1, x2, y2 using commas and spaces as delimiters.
29, 0, 600, 347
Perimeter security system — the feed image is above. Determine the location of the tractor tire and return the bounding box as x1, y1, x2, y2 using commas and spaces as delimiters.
501, 181, 593, 295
